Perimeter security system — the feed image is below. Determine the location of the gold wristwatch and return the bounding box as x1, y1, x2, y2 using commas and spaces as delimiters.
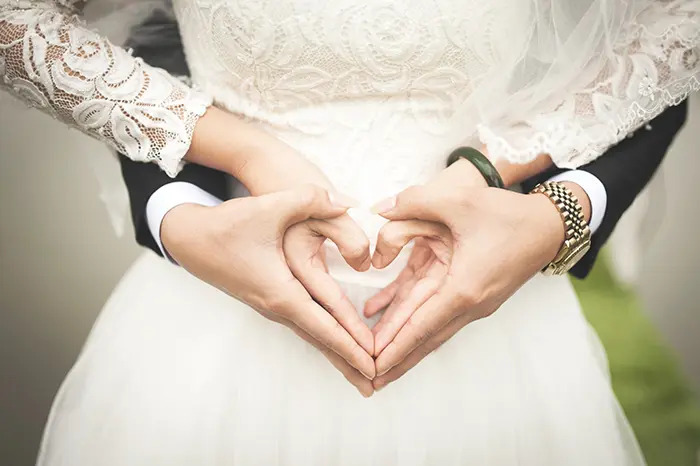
529, 182, 592, 276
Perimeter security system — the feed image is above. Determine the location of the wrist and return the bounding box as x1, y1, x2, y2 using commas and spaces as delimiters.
189, 107, 334, 196
160, 203, 211, 257
186, 107, 288, 189
559, 182, 592, 224
527, 182, 593, 275
443, 157, 490, 189
525, 193, 568, 265
523, 181, 592, 266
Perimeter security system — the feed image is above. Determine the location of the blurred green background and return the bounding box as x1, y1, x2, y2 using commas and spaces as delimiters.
576, 260, 700, 466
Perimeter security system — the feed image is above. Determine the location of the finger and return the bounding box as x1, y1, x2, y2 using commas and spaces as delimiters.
308, 216, 371, 271
280, 290, 376, 380
373, 312, 472, 391
364, 247, 425, 318
256, 306, 373, 396
287, 322, 374, 397
373, 276, 441, 356
290, 259, 374, 355
374, 281, 462, 376
363, 279, 401, 318
370, 185, 455, 223
372, 220, 449, 269
262, 184, 350, 229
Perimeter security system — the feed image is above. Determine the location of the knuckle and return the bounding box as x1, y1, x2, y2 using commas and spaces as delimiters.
264, 293, 293, 317
378, 223, 403, 247
454, 285, 481, 308
343, 237, 370, 259
297, 183, 324, 208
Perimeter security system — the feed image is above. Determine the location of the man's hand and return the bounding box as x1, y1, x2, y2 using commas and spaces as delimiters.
160, 184, 376, 394
366, 168, 576, 391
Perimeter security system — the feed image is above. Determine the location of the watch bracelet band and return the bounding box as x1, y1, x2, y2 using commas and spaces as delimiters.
529, 182, 591, 275
446, 147, 505, 189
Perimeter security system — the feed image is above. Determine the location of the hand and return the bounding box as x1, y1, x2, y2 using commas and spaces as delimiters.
364, 222, 452, 356
188, 115, 377, 393
161, 184, 376, 395
367, 172, 570, 391
284, 212, 375, 355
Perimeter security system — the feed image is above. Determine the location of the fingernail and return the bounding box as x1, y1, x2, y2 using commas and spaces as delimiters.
329, 191, 360, 209
371, 252, 384, 269
360, 365, 376, 380
360, 255, 372, 271
370, 196, 396, 214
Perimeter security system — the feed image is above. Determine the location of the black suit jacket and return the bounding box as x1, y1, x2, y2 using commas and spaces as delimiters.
118, 12, 688, 280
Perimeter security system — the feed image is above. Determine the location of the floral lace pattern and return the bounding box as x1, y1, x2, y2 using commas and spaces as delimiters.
1, 0, 698, 178
172, 0, 699, 172
0, 0, 212, 176
479, 0, 700, 168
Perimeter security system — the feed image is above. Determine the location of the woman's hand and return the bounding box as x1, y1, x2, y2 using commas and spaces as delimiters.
161, 184, 376, 394
366, 162, 590, 391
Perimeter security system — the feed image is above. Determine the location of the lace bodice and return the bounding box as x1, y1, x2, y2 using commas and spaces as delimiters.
173, 0, 700, 174
1, 0, 699, 183
0, 0, 212, 176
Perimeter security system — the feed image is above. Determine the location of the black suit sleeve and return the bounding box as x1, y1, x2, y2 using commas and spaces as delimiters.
117, 11, 228, 256
521, 100, 689, 279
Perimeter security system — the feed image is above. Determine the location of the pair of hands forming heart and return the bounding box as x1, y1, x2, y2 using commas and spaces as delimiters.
283, 159, 570, 396
178, 108, 567, 395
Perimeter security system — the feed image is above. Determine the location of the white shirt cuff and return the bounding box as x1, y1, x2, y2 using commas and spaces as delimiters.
547, 170, 607, 235
146, 182, 223, 261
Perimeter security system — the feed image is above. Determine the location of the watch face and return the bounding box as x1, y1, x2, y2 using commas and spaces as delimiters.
559, 242, 592, 273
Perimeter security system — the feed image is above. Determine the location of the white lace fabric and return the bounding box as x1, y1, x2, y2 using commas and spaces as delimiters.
172, 0, 699, 174
478, 0, 700, 168
0, 0, 698, 179
0, 0, 212, 177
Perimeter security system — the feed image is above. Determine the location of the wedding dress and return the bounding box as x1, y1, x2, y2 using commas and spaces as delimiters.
2, 0, 699, 464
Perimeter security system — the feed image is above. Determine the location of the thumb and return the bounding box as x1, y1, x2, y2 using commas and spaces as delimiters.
369, 185, 448, 223
264, 184, 355, 228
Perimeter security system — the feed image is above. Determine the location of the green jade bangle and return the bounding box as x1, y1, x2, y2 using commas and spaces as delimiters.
446, 147, 505, 189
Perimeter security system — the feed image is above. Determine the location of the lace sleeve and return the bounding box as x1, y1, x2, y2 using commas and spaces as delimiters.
0, 0, 212, 177
477, 0, 700, 169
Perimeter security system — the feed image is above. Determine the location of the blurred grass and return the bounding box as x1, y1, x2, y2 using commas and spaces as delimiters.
574, 259, 700, 466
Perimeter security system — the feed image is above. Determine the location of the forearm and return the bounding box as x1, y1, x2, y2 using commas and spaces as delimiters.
0, 2, 211, 177
470, 149, 594, 223
185, 106, 329, 195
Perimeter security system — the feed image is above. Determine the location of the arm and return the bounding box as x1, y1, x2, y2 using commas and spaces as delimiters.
117, 10, 228, 258
0, 0, 316, 191
521, 100, 689, 278
119, 153, 227, 257
0, 0, 210, 176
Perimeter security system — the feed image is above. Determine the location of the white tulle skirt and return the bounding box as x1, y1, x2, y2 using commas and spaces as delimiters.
37, 250, 645, 465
